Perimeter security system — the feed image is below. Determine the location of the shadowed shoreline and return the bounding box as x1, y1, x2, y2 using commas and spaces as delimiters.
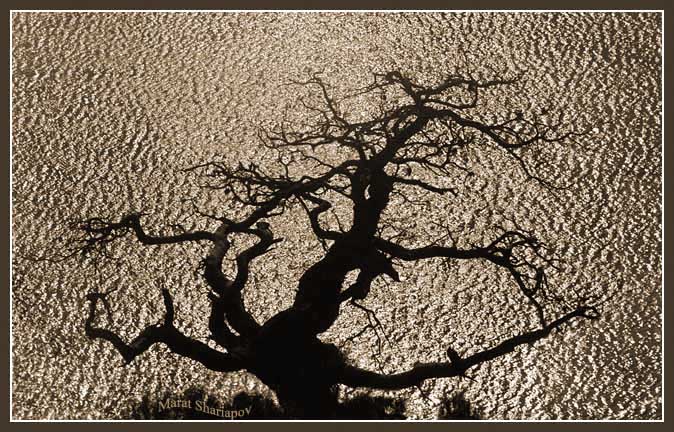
124, 387, 482, 420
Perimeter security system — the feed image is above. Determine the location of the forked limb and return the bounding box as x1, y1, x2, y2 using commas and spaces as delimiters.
85, 288, 245, 372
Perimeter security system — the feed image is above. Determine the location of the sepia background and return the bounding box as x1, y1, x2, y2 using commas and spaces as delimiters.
11, 12, 661, 419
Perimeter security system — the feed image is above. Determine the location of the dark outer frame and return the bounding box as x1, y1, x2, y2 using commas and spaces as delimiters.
1, 0, 669, 430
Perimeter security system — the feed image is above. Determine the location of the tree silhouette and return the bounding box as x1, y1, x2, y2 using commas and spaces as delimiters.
59, 70, 603, 418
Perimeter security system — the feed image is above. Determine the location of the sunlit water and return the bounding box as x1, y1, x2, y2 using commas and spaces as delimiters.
11, 12, 661, 419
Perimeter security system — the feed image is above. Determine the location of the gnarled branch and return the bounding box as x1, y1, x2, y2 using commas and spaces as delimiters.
85, 288, 245, 372
338, 305, 599, 390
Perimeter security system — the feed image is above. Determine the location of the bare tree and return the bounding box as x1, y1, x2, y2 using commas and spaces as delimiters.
60, 70, 602, 418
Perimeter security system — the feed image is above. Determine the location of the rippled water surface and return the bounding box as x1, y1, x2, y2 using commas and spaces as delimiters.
11, 12, 661, 419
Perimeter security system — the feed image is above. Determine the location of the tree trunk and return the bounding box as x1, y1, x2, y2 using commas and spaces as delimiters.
275, 384, 338, 419
246, 307, 345, 419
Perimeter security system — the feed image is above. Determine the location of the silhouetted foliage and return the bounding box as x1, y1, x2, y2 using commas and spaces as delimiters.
437, 391, 482, 420
49, 68, 605, 418
124, 386, 483, 419
337, 394, 407, 419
